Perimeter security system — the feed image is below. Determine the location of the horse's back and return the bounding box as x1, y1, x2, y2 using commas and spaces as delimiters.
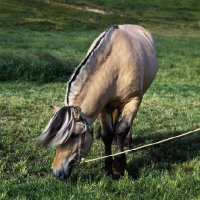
118, 24, 155, 48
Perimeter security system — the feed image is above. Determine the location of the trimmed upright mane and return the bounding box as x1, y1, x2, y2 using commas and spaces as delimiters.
65, 25, 119, 105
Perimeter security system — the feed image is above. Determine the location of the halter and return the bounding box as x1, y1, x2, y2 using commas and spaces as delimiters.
73, 113, 93, 164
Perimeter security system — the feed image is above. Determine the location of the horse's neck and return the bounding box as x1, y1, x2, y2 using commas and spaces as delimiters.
72, 65, 118, 124
66, 26, 121, 124
67, 44, 115, 124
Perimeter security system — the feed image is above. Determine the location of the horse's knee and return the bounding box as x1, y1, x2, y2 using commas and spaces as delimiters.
116, 119, 130, 138
125, 131, 132, 150
116, 121, 132, 149
116, 118, 131, 150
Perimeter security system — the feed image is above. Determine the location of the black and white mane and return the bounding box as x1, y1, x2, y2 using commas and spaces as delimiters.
65, 25, 119, 106
39, 106, 75, 147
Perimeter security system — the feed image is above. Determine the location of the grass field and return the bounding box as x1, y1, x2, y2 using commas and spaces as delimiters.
0, 0, 200, 199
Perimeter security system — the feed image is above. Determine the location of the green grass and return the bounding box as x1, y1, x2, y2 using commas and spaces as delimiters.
0, 0, 200, 199
0, 29, 99, 82
0, 0, 199, 82
0, 74, 200, 199
1, 0, 200, 32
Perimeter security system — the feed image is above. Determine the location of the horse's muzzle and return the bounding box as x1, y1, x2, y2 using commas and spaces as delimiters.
51, 160, 74, 179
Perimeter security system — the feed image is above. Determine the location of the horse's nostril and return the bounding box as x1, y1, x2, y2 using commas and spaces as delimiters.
51, 165, 73, 179
58, 170, 63, 178
51, 168, 63, 179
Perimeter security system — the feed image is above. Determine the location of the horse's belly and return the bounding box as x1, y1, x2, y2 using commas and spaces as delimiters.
105, 89, 140, 111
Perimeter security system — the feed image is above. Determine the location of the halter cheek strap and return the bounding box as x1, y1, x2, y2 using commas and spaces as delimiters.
80, 113, 94, 137
74, 115, 93, 164
77, 131, 85, 162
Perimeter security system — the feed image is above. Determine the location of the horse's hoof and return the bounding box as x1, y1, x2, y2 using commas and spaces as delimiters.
112, 154, 126, 179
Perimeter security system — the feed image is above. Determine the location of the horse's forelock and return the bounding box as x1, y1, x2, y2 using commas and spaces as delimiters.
39, 106, 75, 147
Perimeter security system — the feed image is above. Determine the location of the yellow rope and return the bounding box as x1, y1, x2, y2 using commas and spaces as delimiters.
81, 128, 200, 164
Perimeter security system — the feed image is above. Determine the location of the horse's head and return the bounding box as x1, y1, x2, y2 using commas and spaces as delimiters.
39, 106, 93, 179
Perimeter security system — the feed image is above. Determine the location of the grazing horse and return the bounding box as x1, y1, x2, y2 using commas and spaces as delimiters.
39, 24, 158, 179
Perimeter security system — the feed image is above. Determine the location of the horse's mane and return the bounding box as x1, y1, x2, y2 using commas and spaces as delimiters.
65, 25, 119, 105
38, 106, 75, 147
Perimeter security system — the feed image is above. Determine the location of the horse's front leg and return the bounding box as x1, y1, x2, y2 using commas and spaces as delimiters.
98, 109, 113, 175
112, 98, 141, 178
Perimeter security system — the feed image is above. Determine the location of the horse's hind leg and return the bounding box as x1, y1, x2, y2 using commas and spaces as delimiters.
98, 109, 114, 175
112, 97, 141, 178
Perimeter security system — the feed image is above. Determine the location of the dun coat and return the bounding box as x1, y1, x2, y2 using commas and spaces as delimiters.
39, 24, 158, 179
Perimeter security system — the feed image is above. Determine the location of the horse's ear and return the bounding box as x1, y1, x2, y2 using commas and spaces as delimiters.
50, 105, 60, 112
73, 106, 82, 121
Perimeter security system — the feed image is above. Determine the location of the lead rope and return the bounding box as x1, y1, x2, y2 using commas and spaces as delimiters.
81, 127, 200, 164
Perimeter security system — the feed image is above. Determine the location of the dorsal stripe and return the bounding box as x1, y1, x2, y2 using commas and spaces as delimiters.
66, 25, 119, 105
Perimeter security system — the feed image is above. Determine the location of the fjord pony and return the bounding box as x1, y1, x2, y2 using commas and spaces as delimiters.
39, 25, 158, 179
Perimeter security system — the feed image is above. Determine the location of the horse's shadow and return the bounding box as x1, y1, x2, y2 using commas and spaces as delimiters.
126, 129, 200, 179
69, 129, 199, 182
